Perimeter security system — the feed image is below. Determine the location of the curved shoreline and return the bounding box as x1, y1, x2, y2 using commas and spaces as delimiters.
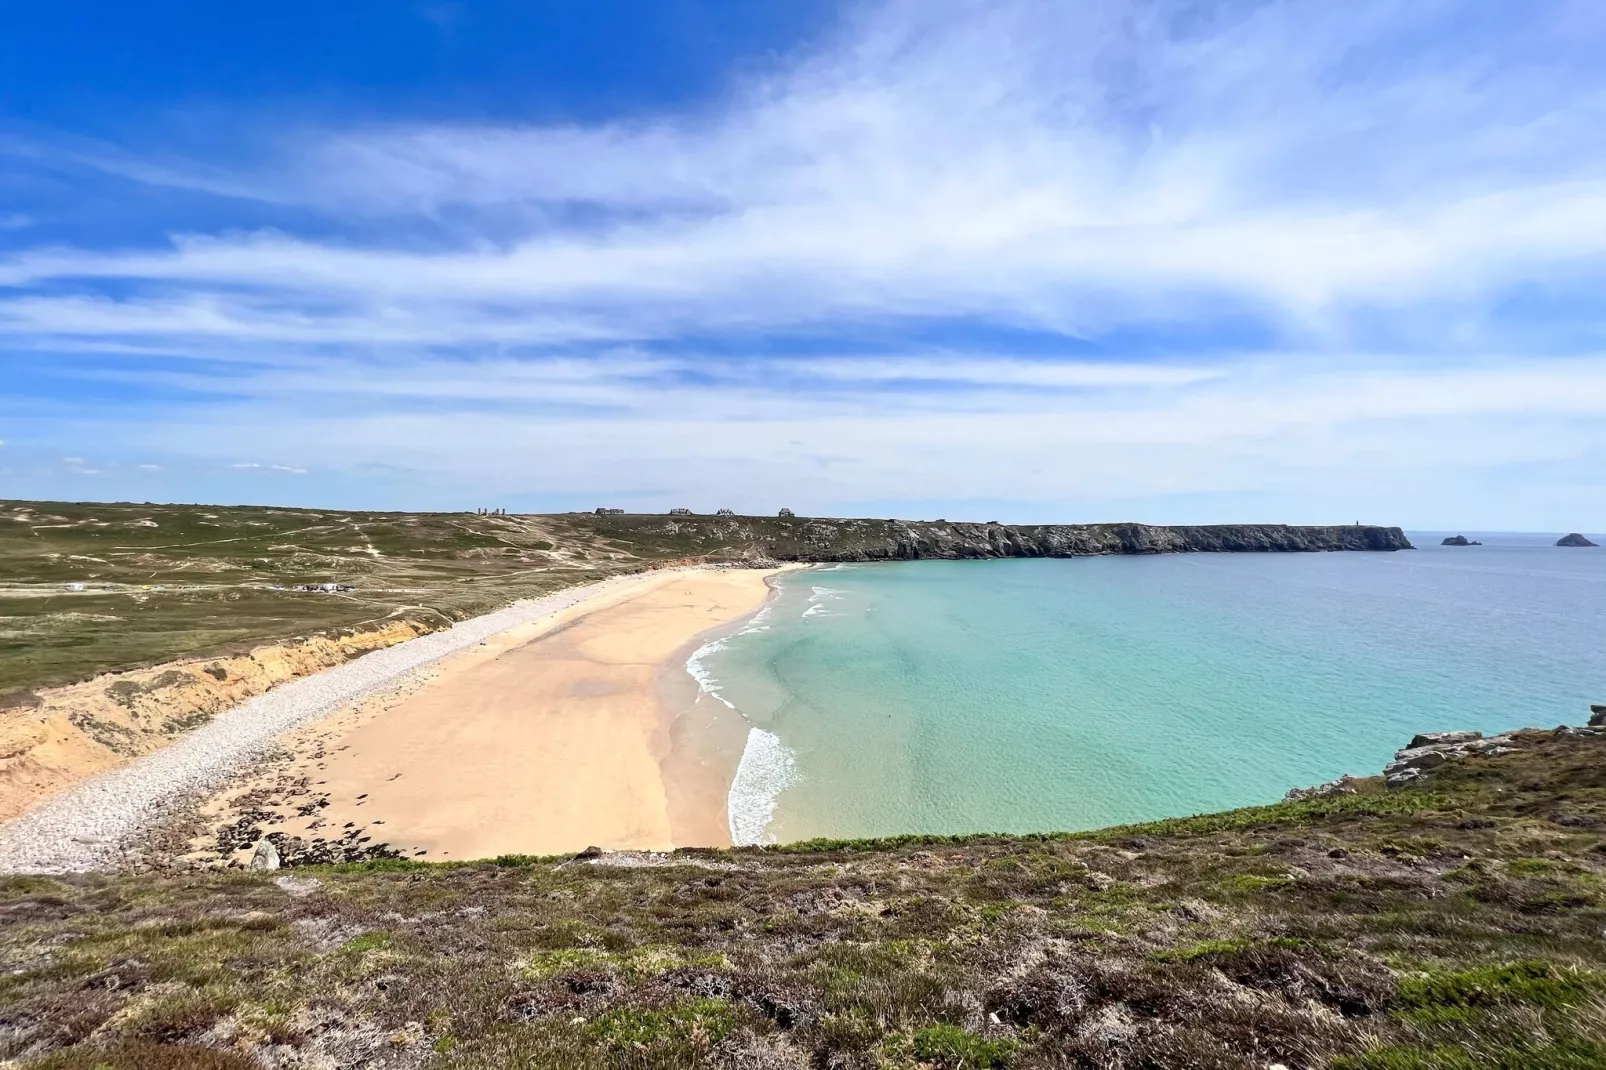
655, 568, 796, 848
0, 568, 795, 873
0, 574, 661, 873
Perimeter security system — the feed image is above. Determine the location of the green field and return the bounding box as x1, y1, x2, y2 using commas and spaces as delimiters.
4, 730, 1605, 1068
0, 500, 697, 697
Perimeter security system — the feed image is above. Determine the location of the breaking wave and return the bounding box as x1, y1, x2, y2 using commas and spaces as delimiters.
727, 727, 801, 846
685, 637, 736, 709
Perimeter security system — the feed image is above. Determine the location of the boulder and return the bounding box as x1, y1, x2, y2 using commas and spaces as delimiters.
1556, 533, 1599, 547
250, 839, 281, 871
1408, 730, 1482, 749
1589, 704, 1606, 728
1385, 767, 1424, 788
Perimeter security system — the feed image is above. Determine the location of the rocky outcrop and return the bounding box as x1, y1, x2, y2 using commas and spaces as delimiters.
1383, 732, 1524, 787
1285, 718, 1606, 797
1284, 774, 1360, 802
1440, 535, 1480, 546
588, 516, 1413, 563
1557, 533, 1598, 547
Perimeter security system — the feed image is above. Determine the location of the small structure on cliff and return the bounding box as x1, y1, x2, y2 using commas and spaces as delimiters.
668, 507, 694, 516
716, 508, 735, 516
778, 508, 795, 518
1441, 535, 1481, 546
594, 507, 625, 515
1557, 533, 1598, 547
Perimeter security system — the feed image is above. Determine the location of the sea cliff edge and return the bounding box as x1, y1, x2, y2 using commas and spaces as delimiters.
578, 515, 1414, 563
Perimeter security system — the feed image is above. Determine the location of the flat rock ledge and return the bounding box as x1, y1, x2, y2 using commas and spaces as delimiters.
1286, 716, 1606, 800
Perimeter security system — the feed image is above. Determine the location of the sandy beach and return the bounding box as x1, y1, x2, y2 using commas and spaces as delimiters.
182, 566, 791, 864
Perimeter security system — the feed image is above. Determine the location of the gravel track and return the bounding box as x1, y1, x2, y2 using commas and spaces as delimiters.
0, 576, 644, 873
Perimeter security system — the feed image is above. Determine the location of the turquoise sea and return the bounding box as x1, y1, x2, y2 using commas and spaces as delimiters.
691, 533, 1606, 845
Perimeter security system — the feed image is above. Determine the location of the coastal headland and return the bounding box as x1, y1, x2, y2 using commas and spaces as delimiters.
576, 514, 1415, 561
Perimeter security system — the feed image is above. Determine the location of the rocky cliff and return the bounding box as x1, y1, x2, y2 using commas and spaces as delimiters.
578, 515, 1414, 563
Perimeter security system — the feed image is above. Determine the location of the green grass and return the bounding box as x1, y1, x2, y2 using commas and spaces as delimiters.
907, 1023, 1018, 1068
1395, 961, 1605, 1016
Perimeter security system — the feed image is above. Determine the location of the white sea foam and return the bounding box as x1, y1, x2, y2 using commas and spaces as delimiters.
736, 602, 773, 635
803, 585, 846, 618
727, 727, 801, 846
685, 636, 736, 709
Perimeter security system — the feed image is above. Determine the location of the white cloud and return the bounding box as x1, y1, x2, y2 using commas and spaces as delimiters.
1, 1, 1604, 526
230, 462, 309, 475
137, 463, 162, 471
1, 0, 1603, 349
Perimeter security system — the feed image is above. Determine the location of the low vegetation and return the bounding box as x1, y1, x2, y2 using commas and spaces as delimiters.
0, 501, 717, 694
3, 730, 1605, 1068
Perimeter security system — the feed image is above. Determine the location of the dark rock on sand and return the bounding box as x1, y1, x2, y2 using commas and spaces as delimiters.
1556, 533, 1598, 547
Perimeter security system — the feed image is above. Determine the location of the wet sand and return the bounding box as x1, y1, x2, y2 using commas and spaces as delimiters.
184, 567, 790, 864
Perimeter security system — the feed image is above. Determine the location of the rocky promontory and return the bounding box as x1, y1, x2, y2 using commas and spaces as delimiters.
578, 515, 1414, 563
1285, 707, 1606, 801
1557, 532, 1598, 547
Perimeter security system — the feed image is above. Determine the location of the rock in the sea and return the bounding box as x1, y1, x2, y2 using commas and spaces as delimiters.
250, 839, 281, 871
1556, 533, 1598, 547
1440, 535, 1481, 546
1590, 704, 1606, 728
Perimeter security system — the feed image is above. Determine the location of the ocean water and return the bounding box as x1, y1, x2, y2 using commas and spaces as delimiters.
694, 533, 1606, 845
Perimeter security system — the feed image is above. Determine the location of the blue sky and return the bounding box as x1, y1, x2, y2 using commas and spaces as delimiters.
2, 0, 1605, 529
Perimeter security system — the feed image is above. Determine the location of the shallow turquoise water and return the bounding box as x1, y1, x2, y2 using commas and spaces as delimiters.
701, 534, 1606, 844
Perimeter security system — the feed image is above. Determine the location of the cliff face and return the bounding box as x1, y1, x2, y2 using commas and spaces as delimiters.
582, 516, 1414, 563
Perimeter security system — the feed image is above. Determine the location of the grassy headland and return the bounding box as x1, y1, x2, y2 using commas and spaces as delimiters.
0, 501, 655, 696
2, 728, 1603, 1068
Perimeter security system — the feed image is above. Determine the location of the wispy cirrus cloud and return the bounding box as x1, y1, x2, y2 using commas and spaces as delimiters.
1, 0, 1605, 525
